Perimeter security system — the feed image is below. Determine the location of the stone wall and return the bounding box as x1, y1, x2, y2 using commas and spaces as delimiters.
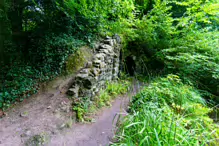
67, 36, 121, 99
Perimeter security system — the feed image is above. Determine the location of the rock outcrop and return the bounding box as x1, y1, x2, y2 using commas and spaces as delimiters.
68, 36, 121, 99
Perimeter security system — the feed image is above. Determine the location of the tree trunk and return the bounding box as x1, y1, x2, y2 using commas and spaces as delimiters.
8, 0, 24, 49
0, 0, 11, 64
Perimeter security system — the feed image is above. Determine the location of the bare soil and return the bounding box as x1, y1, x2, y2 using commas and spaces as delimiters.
0, 78, 140, 146
48, 96, 131, 146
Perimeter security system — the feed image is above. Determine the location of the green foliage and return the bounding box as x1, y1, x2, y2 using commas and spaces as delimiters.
135, 0, 150, 14
159, 30, 219, 96
0, 0, 137, 110
34, 34, 85, 75
106, 80, 131, 96
0, 65, 39, 109
72, 96, 92, 122
113, 75, 219, 145
131, 75, 205, 110
134, 0, 175, 49
152, 0, 219, 96
0, 34, 85, 110
0, 0, 11, 64
0, 0, 218, 125
172, 0, 219, 29
0, 1, 218, 145
122, 0, 219, 98
97, 80, 131, 108
64, 0, 136, 40
0, 0, 87, 110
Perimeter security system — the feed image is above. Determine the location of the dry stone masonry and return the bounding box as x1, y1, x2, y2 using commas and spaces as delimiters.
68, 36, 121, 99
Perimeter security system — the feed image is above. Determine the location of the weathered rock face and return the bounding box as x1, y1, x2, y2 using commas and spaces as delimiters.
65, 46, 93, 75
68, 36, 121, 99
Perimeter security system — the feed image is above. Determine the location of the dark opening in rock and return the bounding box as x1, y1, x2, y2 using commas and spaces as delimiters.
125, 56, 136, 76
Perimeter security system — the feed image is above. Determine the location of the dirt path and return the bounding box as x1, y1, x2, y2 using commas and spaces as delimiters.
0, 78, 141, 146
48, 96, 130, 146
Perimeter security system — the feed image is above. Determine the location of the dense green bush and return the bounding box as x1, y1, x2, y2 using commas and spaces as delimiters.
113, 75, 219, 145
124, 0, 219, 98
33, 34, 85, 75
64, 0, 135, 38
159, 30, 219, 96
133, 0, 174, 50
0, 34, 84, 110
159, 0, 219, 97
0, 65, 39, 109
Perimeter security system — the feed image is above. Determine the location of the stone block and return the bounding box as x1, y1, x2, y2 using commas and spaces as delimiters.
80, 68, 90, 74
86, 62, 92, 68
104, 39, 114, 46
99, 49, 109, 55
99, 44, 113, 50
68, 85, 79, 97
67, 36, 121, 99
113, 34, 121, 44
76, 73, 89, 79
82, 76, 95, 89
90, 68, 101, 77
94, 53, 105, 61
100, 62, 106, 68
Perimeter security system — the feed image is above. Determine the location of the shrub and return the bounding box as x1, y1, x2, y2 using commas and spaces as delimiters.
0, 64, 39, 109
127, 0, 219, 98
64, 0, 136, 42
32, 34, 85, 75
134, 0, 174, 50
158, 29, 219, 97
0, 34, 85, 110
113, 75, 219, 145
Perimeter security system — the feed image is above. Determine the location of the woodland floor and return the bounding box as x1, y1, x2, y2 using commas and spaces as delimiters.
0, 77, 141, 146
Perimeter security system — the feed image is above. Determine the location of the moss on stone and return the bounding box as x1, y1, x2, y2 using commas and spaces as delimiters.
65, 46, 93, 74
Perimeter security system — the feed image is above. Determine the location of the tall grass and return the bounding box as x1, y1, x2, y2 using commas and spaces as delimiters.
112, 74, 219, 146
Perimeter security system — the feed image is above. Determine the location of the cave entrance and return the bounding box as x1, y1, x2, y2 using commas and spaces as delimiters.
125, 56, 136, 76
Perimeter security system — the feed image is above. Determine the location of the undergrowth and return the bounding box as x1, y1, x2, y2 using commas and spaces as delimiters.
0, 35, 85, 110
72, 79, 131, 122
113, 74, 219, 146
